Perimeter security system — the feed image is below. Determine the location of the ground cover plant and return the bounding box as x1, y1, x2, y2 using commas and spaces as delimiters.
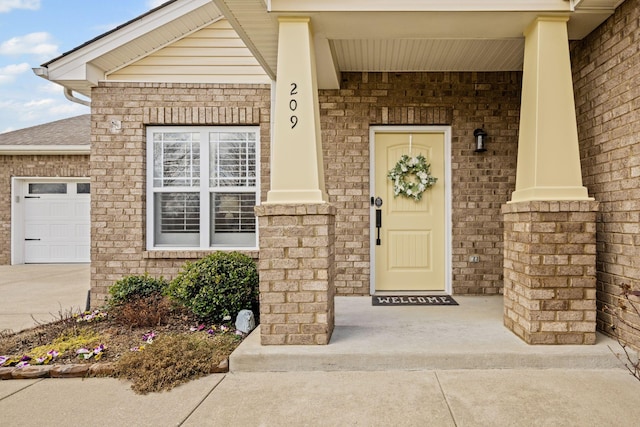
0, 253, 259, 394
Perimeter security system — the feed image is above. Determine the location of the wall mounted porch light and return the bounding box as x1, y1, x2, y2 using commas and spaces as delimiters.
474, 128, 487, 153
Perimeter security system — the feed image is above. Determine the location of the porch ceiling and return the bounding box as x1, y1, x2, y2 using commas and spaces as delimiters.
213, 0, 623, 89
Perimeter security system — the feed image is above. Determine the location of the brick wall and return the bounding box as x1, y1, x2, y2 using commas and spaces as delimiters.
320, 72, 521, 295
0, 154, 89, 264
503, 201, 598, 344
571, 0, 640, 346
256, 204, 336, 345
90, 82, 270, 305
91, 75, 519, 303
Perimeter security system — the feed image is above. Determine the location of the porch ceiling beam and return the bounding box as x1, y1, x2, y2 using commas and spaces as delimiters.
211, 0, 278, 80
314, 34, 340, 90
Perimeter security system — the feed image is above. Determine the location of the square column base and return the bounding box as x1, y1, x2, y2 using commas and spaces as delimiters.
502, 201, 599, 344
255, 204, 336, 345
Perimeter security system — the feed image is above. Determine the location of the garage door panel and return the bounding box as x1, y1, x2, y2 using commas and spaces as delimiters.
23, 181, 90, 264
25, 223, 49, 239
25, 245, 49, 262
75, 200, 90, 217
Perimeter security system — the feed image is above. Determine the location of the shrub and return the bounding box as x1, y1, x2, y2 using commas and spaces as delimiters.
111, 294, 173, 328
168, 252, 259, 322
107, 274, 168, 309
114, 333, 239, 394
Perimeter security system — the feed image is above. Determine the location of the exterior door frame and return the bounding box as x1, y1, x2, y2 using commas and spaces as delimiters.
369, 126, 452, 295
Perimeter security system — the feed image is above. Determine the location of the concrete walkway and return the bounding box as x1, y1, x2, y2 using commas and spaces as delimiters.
0, 264, 89, 333
2, 369, 640, 426
2, 270, 640, 426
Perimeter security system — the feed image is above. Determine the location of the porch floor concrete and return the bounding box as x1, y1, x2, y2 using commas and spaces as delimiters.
230, 296, 628, 372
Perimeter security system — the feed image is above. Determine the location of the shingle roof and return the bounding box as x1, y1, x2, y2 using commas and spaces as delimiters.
0, 115, 90, 146
41, 1, 177, 68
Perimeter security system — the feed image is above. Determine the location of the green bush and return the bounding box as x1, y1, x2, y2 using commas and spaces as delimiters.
107, 274, 168, 308
167, 252, 259, 322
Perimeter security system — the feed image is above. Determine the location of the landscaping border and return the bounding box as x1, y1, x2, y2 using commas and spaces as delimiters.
0, 358, 229, 380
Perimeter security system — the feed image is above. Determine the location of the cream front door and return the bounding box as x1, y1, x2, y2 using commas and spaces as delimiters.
373, 131, 447, 292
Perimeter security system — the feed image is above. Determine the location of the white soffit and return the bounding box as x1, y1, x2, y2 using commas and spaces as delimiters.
212, 0, 279, 79
268, 0, 575, 12
219, 1, 621, 88
333, 39, 525, 72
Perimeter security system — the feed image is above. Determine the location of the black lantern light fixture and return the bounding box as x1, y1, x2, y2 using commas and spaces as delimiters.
474, 128, 487, 153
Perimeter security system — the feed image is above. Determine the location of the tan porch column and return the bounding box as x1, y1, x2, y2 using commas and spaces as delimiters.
266, 17, 328, 204
258, 17, 335, 345
504, 17, 598, 345
511, 16, 591, 203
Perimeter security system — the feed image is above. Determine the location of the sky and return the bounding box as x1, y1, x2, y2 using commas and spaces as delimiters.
0, 0, 167, 134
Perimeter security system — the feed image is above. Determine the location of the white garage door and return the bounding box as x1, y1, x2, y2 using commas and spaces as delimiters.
23, 181, 90, 263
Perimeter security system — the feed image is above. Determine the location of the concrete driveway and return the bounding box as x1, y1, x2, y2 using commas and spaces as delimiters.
0, 264, 89, 333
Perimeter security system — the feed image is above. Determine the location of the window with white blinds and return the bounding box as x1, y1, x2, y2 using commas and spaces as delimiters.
147, 127, 259, 249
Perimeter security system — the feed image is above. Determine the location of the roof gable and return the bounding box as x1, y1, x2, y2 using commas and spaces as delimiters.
107, 19, 269, 84
39, 0, 226, 97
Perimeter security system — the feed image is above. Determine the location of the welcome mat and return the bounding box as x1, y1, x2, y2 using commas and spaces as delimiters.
372, 295, 458, 306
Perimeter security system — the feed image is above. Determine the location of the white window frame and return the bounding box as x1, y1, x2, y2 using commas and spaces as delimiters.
146, 126, 260, 251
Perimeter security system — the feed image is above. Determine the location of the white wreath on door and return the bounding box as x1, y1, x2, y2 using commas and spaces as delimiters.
387, 154, 437, 201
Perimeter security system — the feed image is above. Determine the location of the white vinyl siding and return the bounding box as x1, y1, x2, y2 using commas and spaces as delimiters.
147, 126, 259, 250
108, 19, 270, 84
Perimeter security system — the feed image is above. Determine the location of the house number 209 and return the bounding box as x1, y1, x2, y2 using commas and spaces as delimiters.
289, 83, 298, 129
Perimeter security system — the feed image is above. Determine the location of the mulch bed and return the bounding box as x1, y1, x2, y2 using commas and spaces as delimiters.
0, 310, 236, 381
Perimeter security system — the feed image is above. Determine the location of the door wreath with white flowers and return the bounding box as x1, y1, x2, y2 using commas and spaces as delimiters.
387, 154, 437, 201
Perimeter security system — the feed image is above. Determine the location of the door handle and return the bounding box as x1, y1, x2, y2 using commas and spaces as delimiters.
375, 209, 382, 246
25, 238, 41, 241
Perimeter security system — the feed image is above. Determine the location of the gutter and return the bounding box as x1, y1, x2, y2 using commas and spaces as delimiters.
0, 145, 90, 155
64, 88, 91, 107
32, 67, 92, 107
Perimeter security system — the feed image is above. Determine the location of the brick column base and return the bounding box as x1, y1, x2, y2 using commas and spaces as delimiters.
255, 204, 336, 345
502, 201, 599, 344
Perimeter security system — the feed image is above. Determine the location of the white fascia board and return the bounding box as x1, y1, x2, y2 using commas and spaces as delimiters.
573, 0, 625, 9
43, 0, 214, 83
0, 146, 90, 155
47, 62, 104, 86
269, 0, 573, 12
